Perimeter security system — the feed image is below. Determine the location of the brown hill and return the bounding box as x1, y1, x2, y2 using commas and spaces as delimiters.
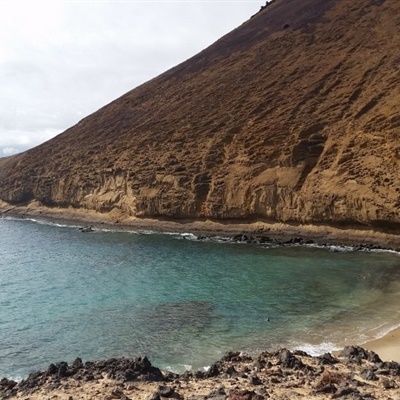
1, 0, 399, 233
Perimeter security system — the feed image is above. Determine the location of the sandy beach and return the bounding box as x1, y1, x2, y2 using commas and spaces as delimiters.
363, 326, 400, 363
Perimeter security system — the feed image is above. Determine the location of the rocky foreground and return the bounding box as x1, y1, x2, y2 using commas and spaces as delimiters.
2, 347, 400, 400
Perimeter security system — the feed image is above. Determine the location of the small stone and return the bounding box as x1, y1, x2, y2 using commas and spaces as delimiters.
381, 377, 396, 389
332, 387, 360, 398
317, 353, 338, 365
72, 357, 84, 369
360, 368, 377, 381
206, 363, 220, 378
85, 374, 95, 381
158, 385, 174, 397
124, 369, 136, 381
225, 366, 238, 377
57, 362, 69, 378
46, 364, 58, 376
147, 392, 161, 400
111, 388, 124, 399
249, 375, 262, 385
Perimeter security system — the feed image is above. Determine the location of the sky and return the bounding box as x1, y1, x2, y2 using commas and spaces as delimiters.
0, 0, 262, 157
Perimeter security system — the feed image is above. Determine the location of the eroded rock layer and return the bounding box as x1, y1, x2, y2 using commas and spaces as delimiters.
0, 0, 399, 229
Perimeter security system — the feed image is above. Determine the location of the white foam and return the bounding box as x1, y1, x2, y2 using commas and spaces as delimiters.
294, 341, 340, 356
180, 233, 197, 240
304, 243, 354, 252
4, 375, 23, 383
366, 248, 400, 256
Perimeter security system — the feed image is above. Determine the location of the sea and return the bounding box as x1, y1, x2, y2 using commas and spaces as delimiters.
1, 217, 400, 380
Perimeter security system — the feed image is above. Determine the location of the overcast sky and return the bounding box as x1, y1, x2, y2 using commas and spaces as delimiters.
0, 1, 262, 157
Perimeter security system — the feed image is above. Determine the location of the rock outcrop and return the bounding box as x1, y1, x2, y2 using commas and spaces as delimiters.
0, 0, 399, 231
2, 347, 400, 400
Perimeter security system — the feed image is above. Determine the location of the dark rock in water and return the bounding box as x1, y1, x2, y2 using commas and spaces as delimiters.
283, 237, 303, 244
79, 226, 94, 233
232, 234, 254, 243
257, 236, 272, 244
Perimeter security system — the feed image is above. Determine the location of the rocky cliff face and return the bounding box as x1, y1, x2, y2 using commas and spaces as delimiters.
0, 0, 399, 230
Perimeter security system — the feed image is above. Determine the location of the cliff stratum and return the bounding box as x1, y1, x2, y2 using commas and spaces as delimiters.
1, 0, 399, 230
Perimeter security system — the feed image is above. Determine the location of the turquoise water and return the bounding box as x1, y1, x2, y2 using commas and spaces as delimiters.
1, 217, 400, 379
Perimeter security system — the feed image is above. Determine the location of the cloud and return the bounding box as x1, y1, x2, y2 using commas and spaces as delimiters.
0, 1, 260, 156
2, 147, 19, 156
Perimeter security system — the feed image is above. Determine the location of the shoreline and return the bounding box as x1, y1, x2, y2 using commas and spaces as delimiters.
2, 201, 400, 249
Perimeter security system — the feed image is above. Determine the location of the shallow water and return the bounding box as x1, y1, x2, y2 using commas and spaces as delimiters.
1, 217, 400, 379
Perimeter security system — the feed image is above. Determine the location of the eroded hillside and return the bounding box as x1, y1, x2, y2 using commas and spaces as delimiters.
0, 0, 399, 230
